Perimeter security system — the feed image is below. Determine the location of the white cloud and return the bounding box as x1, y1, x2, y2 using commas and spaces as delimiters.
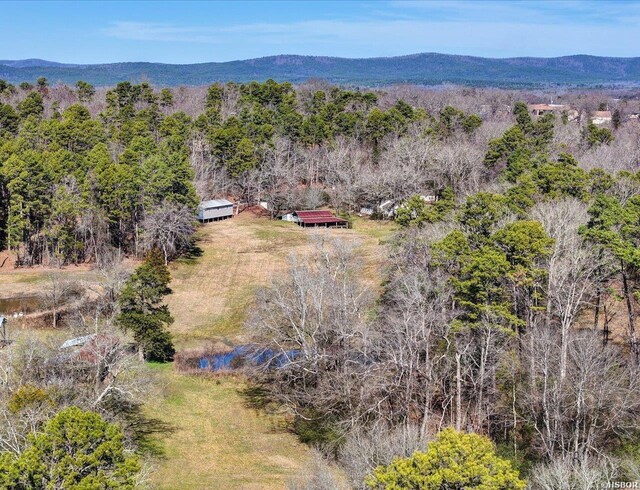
103, 22, 222, 43
390, 0, 640, 25
102, 16, 640, 59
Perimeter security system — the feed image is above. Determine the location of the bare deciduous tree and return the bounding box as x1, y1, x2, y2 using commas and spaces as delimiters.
519, 327, 640, 461
338, 423, 428, 489
41, 273, 80, 329
529, 456, 620, 490
253, 236, 376, 429
141, 201, 196, 264
532, 199, 612, 377
288, 450, 350, 490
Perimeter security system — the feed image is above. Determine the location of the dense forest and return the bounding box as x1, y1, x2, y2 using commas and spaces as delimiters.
0, 77, 638, 267
2, 76, 640, 488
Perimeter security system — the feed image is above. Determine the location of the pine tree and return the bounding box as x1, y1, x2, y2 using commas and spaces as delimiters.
116, 249, 175, 362
366, 428, 525, 489
0, 407, 140, 489
612, 109, 622, 130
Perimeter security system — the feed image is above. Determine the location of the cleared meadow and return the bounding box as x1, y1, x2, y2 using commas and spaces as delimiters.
149, 212, 397, 489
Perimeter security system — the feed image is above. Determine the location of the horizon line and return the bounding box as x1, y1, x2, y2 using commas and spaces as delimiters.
2, 51, 639, 67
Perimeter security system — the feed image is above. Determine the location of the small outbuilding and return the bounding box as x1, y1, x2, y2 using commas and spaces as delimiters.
197, 199, 234, 223
60, 334, 96, 350
279, 213, 298, 222
293, 210, 349, 228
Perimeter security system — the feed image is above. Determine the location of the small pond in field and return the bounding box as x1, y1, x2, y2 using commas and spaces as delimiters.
199, 345, 299, 372
0, 296, 42, 315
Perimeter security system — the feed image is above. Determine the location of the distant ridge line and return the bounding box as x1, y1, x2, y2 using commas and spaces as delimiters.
1, 53, 639, 87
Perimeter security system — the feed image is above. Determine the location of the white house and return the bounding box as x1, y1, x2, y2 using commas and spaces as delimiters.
591, 111, 612, 125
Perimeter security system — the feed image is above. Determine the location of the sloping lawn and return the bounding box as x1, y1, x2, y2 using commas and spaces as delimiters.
148, 366, 308, 489
150, 212, 396, 488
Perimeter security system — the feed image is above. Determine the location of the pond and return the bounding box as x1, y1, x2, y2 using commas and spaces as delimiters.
199, 344, 299, 372
0, 295, 43, 315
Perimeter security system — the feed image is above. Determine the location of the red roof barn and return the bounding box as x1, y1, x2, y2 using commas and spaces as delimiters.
293, 210, 349, 228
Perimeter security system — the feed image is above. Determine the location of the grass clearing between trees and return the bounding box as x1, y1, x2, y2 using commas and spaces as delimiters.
146, 366, 309, 490
150, 212, 397, 488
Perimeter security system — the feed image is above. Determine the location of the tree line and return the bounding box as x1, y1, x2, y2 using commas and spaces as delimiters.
2, 78, 636, 268
0, 78, 492, 265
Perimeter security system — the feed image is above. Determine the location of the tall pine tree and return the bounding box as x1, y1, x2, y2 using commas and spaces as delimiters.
116, 249, 175, 362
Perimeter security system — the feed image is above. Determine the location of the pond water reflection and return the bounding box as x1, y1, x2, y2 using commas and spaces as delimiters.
0, 296, 42, 315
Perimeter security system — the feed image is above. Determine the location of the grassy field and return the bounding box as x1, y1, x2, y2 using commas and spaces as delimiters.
165, 213, 308, 348
0, 263, 100, 299
149, 211, 397, 489
146, 366, 310, 490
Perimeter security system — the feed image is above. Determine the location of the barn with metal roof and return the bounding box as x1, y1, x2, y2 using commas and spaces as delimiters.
197, 199, 234, 222
293, 210, 349, 228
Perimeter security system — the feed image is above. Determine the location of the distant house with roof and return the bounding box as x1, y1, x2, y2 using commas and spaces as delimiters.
197, 199, 234, 222
292, 210, 349, 228
528, 103, 578, 121
591, 111, 612, 125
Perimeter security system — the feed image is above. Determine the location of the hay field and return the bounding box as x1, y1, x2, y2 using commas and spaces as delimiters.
0, 212, 396, 489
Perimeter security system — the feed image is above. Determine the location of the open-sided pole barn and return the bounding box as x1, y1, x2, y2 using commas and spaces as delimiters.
293, 210, 349, 228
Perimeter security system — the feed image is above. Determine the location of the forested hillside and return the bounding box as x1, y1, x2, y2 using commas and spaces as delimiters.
2, 53, 640, 87
2, 76, 640, 488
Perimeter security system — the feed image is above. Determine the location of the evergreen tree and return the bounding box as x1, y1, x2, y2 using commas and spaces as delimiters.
17, 92, 44, 119
36, 77, 48, 91
612, 109, 622, 130
75, 80, 96, 102
366, 428, 525, 489
0, 406, 140, 489
116, 249, 175, 362
584, 122, 614, 147
0, 104, 19, 136
159, 88, 174, 109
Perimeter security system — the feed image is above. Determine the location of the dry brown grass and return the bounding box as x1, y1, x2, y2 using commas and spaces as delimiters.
149, 213, 396, 489
166, 213, 396, 348
165, 213, 309, 347
0, 264, 100, 299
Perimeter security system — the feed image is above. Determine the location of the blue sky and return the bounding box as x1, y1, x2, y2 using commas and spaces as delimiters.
1, 1, 639, 63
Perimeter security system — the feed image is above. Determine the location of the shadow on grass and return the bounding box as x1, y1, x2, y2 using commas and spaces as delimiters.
175, 243, 204, 266
101, 396, 176, 458
239, 383, 292, 433
240, 383, 272, 411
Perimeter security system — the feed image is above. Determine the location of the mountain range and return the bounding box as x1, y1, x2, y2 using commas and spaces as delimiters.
1, 53, 640, 88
